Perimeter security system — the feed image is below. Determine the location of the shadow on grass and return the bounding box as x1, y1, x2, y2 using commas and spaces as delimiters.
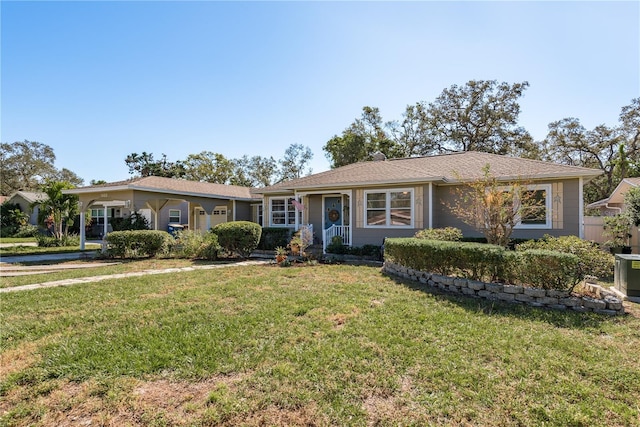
383, 272, 615, 330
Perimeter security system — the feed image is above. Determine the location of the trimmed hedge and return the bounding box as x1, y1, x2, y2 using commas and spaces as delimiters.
414, 227, 463, 241
516, 235, 614, 280
106, 230, 173, 258
212, 221, 262, 258
515, 249, 581, 290
384, 237, 583, 291
258, 227, 291, 250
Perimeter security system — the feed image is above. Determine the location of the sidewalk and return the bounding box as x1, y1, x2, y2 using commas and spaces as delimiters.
0, 251, 99, 264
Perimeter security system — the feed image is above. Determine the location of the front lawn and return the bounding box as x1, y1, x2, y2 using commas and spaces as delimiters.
1, 265, 639, 426
0, 244, 101, 257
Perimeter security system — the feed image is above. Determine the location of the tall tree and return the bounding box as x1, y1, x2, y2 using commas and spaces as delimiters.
387, 102, 432, 158
424, 80, 532, 155
53, 168, 84, 187
541, 98, 640, 204
37, 180, 79, 240
323, 107, 403, 168
182, 151, 235, 184
231, 155, 278, 187
125, 152, 185, 178
624, 186, 640, 227
0, 140, 58, 195
278, 144, 313, 182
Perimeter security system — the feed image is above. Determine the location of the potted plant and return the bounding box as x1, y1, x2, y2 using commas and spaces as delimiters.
288, 236, 302, 256
603, 213, 633, 254
275, 246, 288, 264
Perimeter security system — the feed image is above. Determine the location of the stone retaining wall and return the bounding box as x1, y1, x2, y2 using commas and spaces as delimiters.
382, 262, 625, 315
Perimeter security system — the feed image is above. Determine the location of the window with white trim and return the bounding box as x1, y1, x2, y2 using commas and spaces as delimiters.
91, 208, 105, 225
516, 184, 552, 228
365, 189, 413, 227
270, 197, 301, 226
169, 209, 181, 224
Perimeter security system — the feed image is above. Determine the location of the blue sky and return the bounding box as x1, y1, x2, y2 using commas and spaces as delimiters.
2, 1, 638, 185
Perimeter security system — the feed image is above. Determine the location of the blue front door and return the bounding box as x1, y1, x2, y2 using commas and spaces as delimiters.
324, 197, 342, 229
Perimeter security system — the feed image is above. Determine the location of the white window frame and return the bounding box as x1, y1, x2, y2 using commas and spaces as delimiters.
169, 209, 181, 224
364, 188, 414, 228
91, 208, 105, 225
269, 197, 301, 227
514, 184, 552, 229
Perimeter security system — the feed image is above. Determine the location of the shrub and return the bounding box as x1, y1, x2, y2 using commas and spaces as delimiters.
110, 212, 150, 231
212, 221, 262, 258
0, 203, 29, 237
414, 227, 463, 241
384, 237, 583, 290
35, 234, 80, 247
171, 230, 220, 260
106, 230, 173, 258
13, 224, 40, 238
196, 232, 220, 261
258, 227, 291, 250
326, 236, 347, 254
515, 250, 582, 291
384, 238, 507, 281
516, 235, 614, 280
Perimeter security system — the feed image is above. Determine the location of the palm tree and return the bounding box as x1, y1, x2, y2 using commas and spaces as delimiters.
35, 181, 79, 239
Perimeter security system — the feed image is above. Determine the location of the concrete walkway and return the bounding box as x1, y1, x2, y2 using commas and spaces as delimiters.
1, 259, 270, 293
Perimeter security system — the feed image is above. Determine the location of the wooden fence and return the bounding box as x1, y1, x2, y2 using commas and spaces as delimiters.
583, 216, 639, 253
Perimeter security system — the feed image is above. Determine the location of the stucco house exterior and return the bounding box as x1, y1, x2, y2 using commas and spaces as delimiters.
586, 177, 640, 216
585, 177, 640, 252
64, 176, 262, 248
253, 151, 602, 251
4, 191, 48, 226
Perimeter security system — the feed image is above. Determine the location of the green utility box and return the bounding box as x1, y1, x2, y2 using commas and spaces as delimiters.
614, 254, 640, 297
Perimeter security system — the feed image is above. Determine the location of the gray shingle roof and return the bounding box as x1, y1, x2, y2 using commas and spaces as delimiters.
67, 176, 260, 200
256, 151, 602, 193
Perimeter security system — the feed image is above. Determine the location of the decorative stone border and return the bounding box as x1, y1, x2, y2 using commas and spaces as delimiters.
382, 262, 625, 316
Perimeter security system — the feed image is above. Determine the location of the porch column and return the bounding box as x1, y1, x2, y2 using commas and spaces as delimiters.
579, 177, 584, 239
103, 207, 108, 238
294, 194, 299, 231
429, 182, 433, 229
206, 212, 211, 230
232, 200, 237, 221
79, 208, 85, 250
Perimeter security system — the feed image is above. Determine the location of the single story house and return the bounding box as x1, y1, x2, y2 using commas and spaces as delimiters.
4, 191, 48, 226
585, 177, 639, 252
586, 177, 640, 216
64, 176, 262, 248
253, 151, 602, 251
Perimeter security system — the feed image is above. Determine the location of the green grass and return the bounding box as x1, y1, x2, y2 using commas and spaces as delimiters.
0, 237, 36, 244
0, 258, 232, 289
0, 244, 101, 257
1, 265, 639, 426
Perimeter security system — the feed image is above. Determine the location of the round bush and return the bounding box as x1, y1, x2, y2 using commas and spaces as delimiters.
212, 221, 262, 258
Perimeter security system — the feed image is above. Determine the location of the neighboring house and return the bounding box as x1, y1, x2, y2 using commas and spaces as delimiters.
586, 177, 640, 216
64, 176, 262, 248
253, 151, 602, 251
585, 177, 640, 252
4, 191, 48, 226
